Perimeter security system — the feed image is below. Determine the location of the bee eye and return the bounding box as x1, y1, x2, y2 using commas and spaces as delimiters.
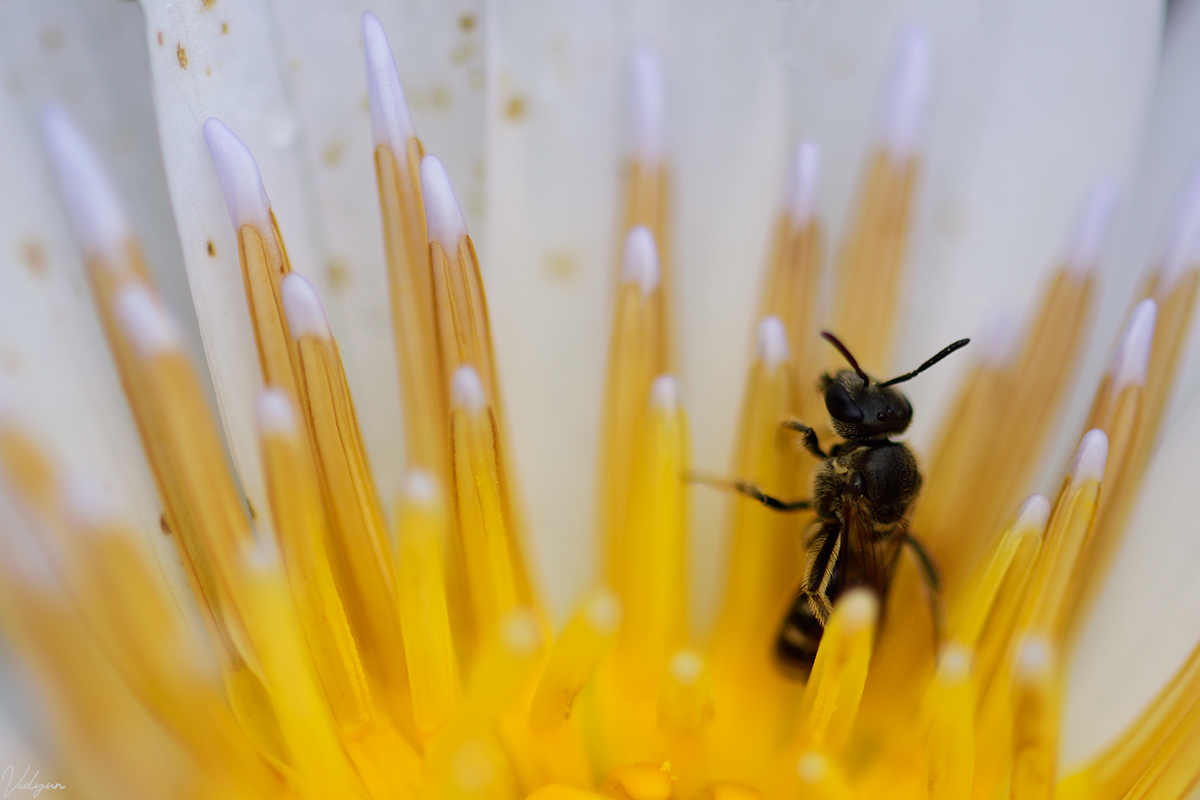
825, 383, 864, 423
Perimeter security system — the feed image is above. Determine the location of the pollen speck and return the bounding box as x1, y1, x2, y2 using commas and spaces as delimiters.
159, 513, 171, 535
544, 251, 577, 281
459, 13, 476, 31
176, 43, 188, 70
202, 0, 215, 9
206, 240, 216, 257
20, 239, 47, 275
328, 260, 348, 289
157, 31, 163, 47
322, 140, 344, 167
247, 501, 256, 521
221, 22, 229, 34
505, 94, 528, 121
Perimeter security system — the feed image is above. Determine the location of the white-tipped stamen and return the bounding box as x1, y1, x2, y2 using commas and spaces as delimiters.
838, 587, 878, 632
879, 24, 931, 163
650, 375, 681, 411
1015, 636, 1053, 681
937, 643, 972, 681
451, 365, 487, 412
363, 12, 417, 158
585, 589, 622, 632
39, 106, 132, 263
280, 273, 332, 341
1108, 299, 1157, 392
61, 471, 124, 532
115, 285, 182, 358
1015, 494, 1052, 533
1159, 158, 1200, 289
1069, 429, 1109, 483
756, 316, 789, 370
420, 155, 468, 250
628, 48, 665, 167
255, 389, 296, 435
1064, 179, 1119, 275
621, 225, 660, 295
796, 752, 828, 784
203, 118, 273, 234
787, 139, 820, 227
402, 470, 438, 504
668, 649, 705, 685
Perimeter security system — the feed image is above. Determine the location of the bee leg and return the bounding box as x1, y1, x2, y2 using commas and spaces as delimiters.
903, 533, 943, 648
803, 523, 842, 626
685, 473, 812, 511
781, 419, 829, 460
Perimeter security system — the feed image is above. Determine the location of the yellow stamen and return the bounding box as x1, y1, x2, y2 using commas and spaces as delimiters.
600, 762, 675, 800
793, 751, 856, 800
529, 590, 622, 732
374, 140, 447, 476
395, 471, 461, 741
239, 543, 366, 798
657, 649, 715, 738
621, 161, 674, 368
600, 236, 666, 597
614, 377, 689, 683
788, 589, 878, 755
1009, 637, 1060, 800
827, 151, 916, 373
236, 217, 300, 398
924, 645, 975, 800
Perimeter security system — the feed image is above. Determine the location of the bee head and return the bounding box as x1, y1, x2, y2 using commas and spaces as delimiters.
818, 332, 970, 441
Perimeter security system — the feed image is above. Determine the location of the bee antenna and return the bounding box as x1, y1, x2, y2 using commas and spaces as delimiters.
879, 338, 971, 387
820, 331, 870, 384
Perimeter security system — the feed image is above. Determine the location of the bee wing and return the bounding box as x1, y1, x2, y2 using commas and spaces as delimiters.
842, 499, 899, 601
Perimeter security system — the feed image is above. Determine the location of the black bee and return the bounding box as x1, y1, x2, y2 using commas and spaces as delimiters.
717, 331, 968, 678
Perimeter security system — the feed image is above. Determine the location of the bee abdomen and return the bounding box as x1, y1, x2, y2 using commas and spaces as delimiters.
775, 594, 824, 679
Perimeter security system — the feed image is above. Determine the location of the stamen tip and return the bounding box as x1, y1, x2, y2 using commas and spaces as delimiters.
280, 273, 331, 341
981, 312, 1020, 367
451, 365, 487, 411
115, 285, 182, 358
880, 23, 931, 162
39, 105, 131, 262
363, 11, 416, 155
667, 649, 705, 685
787, 139, 820, 227
1109, 299, 1156, 391
203, 118, 273, 234
255, 389, 296, 435
628, 48, 665, 166
585, 589, 622, 633
621, 225, 660, 294
650, 375, 681, 411
1065, 178, 1119, 274
796, 752, 829, 785
1015, 635, 1054, 680
937, 644, 972, 681
1015, 494, 1051, 533
402, 470, 438, 504
756, 316, 789, 370
838, 587, 879, 631
501, 609, 542, 656
419, 155, 468, 249
1070, 429, 1108, 483
1159, 158, 1200, 288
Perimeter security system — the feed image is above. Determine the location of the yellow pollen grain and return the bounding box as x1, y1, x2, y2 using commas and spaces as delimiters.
395, 476, 461, 741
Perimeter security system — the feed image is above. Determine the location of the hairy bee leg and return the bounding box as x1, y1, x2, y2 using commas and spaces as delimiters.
776, 524, 841, 675
732, 481, 813, 512
781, 418, 829, 460
903, 533, 943, 648
804, 524, 842, 625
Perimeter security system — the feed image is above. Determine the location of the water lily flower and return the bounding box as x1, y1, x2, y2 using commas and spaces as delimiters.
1, 1, 1200, 799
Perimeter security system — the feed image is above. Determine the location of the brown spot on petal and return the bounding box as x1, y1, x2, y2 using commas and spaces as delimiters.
159, 513, 171, 535
157, 31, 164, 47
177, 43, 188, 70
222, 23, 229, 34
202, 0, 216, 8
39, 27, 64, 52
545, 251, 578, 281
321, 140, 344, 168
505, 95, 527, 121
20, 239, 47, 276
327, 260, 348, 289
206, 240, 216, 257
459, 13, 476, 31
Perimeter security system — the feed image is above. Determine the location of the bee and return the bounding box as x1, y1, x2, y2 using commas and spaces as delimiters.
706, 331, 969, 678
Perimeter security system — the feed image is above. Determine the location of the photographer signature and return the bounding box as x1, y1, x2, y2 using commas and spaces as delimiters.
2, 767, 64, 798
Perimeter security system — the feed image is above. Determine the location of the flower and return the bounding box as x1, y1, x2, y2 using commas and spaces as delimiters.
2, 1, 1200, 799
